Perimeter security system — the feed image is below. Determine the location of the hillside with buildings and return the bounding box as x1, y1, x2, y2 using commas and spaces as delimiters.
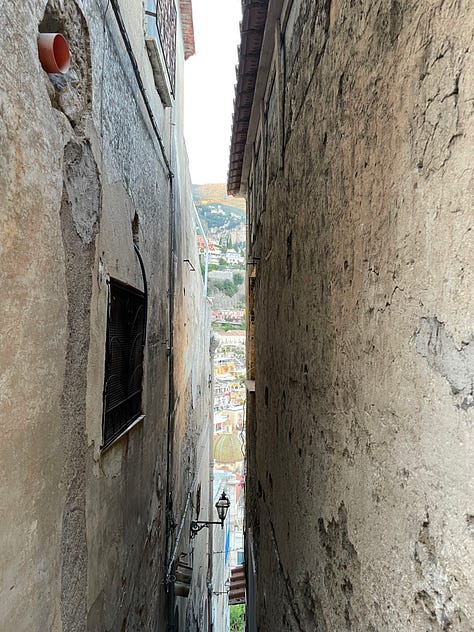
195, 184, 246, 313
193, 185, 247, 613
193, 183, 246, 250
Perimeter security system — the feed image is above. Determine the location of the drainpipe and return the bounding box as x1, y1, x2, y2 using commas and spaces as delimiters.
106, 3, 177, 628
166, 106, 176, 632
109, 0, 173, 175
207, 335, 219, 631
193, 202, 209, 297
207, 380, 215, 632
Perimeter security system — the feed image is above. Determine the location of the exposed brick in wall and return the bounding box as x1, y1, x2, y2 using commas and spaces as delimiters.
180, 0, 195, 59
240, 1, 474, 630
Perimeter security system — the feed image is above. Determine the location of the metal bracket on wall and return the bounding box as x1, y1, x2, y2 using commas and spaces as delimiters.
247, 257, 260, 266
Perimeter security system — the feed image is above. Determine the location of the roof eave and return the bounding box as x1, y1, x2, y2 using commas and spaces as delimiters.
227, 0, 269, 196
227, 0, 287, 196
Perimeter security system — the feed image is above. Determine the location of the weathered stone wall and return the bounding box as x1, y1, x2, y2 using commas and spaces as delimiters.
0, 1, 210, 630
172, 136, 213, 632
245, 1, 474, 630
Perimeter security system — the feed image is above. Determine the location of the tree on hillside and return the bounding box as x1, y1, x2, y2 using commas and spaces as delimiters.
209, 279, 239, 298
230, 605, 245, 632
221, 279, 237, 297
233, 272, 244, 286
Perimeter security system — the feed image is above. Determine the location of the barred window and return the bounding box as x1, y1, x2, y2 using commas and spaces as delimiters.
102, 279, 146, 448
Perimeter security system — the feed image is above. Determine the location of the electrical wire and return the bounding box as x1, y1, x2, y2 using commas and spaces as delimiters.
108, 0, 173, 177
165, 423, 210, 585
133, 244, 148, 341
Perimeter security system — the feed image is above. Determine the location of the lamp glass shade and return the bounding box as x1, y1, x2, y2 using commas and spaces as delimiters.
215, 492, 230, 522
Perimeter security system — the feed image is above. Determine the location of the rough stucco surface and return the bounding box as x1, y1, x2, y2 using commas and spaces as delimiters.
245, 1, 474, 630
0, 1, 211, 630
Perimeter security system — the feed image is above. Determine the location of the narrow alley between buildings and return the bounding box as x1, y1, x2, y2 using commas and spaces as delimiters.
2, 1, 474, 631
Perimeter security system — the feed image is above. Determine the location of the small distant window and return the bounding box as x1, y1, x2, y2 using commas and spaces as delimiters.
102, 279, 146, 447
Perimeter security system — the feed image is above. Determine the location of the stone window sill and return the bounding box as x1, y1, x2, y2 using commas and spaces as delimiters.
100, 414, 145, 453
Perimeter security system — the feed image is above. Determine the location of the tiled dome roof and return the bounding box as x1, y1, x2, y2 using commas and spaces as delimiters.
214, 433, 243, 463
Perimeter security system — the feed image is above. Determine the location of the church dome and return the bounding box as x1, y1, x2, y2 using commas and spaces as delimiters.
213, 433, 243, 463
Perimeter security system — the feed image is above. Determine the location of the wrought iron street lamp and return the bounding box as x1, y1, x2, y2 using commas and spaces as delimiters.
190, 491, 231, 539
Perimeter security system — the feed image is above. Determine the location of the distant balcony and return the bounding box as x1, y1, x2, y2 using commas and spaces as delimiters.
144, 0, 176, 105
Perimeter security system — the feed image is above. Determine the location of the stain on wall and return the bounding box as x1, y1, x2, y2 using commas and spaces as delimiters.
60, 139, 101, 632
415, 317, 474, 411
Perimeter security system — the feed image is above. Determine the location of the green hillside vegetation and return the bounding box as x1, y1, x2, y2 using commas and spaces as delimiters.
212, 321, 245, 332
193, 184, 246, 233
194, 184, 246, 310
208, 272, 243, 298
211, 279, 237, 297
197, 204, 243, 231
230, 605, 245, 632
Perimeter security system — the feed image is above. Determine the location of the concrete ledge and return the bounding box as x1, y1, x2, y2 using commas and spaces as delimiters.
145, 35, 173, 106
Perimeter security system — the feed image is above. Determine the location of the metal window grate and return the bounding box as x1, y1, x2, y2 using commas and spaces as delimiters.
103, 279, 146, 447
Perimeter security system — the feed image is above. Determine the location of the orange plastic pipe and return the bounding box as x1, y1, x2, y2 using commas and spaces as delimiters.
38, 33, 70, 74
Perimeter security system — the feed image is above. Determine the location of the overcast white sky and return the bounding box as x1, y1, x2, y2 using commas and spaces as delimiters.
184, 0, 242, 185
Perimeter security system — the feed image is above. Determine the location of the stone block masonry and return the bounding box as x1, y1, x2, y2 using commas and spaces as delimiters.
0, 1, 210, 631
231, 1, 474, 630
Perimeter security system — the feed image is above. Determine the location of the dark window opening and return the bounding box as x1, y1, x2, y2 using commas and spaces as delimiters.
103, 279, 146, 448
196, 483, 202, 520
132, 212, 140, 246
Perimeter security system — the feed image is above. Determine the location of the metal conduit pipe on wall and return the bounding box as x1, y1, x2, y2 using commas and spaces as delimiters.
193, 202, 209, 297
105, 3, 178, 629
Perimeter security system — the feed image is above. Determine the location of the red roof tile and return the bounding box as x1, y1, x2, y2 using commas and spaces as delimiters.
227, 0, 269, 195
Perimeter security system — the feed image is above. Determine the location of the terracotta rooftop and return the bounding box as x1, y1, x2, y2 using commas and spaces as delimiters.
227, 0, 269, 195
180, 0, 195, 59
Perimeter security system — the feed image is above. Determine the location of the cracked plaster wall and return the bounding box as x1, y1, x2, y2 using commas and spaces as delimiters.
0, 1, 211, 630
245, 1, 474, 630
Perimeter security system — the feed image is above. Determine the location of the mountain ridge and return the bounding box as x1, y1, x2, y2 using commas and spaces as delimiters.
193, 183, 246, 213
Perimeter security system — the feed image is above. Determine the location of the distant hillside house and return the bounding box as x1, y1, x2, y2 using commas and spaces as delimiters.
217, 331, 246, 346
197, 235, 217, 251
225, 250, 244, 265
209, 270, 234, 280
209, 253, 224, 266
212, 309, 245, 323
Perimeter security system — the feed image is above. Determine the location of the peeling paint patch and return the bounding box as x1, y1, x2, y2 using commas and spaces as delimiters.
63, 140, 101, 244
318, 503, 363, 629
414, 513, 470, 630
414, 317, 474, 410
465, 514, 474, 536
